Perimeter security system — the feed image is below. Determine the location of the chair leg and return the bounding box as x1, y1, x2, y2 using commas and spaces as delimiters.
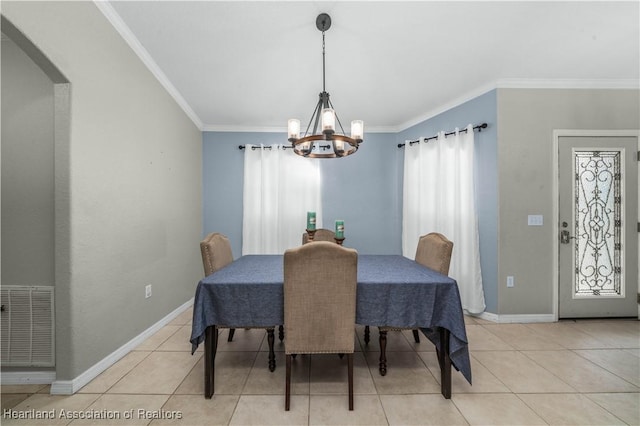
348, 353, 354, 411
412, 329, 420, 343
378, 329, 387, 376
227, 328, 235, 342
267, 328, 276, 372
279, 325, 284, 342
364, 325, 370, 344
285, 354, 292, 411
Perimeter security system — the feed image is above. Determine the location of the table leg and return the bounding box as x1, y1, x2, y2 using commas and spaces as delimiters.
204, 325, 218, 398
438, 327, 451, 399
378, 329, 387, 376
267, 328, 276, 372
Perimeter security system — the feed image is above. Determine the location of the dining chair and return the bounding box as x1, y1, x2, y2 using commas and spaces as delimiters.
200, 233, 235, 341
284, 241, 358, 411
366, 232, 453, 375
200, 233, 278, 357
301, 228, 336, 244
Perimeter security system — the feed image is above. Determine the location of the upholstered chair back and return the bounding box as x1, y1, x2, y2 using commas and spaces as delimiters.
301, 228, 336, 244
414, 232, 454, 275
284, 241, 357, 354
200, 232, 234, 277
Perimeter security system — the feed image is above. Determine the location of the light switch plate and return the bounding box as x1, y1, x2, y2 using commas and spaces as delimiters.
528, 215, 543, 226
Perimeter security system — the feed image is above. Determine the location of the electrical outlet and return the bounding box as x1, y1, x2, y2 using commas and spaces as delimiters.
506, 276, 514, 288
527, 215, 543, 226
145, 284, 152, 298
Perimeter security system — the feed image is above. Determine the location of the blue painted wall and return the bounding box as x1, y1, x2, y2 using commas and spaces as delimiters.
202, 132, 399, 258
320, 133, 400, 254
395, 90, 498, 313
203, 90, 498, 312
203, 132, 277, 258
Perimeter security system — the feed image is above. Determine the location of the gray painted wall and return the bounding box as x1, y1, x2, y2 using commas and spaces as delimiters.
497, 88, 639, 315
1, 36, 55, 286
202, 132, 399, 259
2, 2, 203, 381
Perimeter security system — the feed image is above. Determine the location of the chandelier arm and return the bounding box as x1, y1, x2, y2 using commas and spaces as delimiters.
303, 96, 324, 137
327, 98, 347, 136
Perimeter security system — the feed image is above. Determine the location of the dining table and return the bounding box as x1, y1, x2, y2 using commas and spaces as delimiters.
190, 254, 471, 399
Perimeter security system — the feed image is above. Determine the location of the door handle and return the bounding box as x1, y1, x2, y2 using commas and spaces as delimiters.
560, 230, 574, 244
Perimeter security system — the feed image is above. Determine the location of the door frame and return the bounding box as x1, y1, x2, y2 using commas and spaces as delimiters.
552, 129, 640, 321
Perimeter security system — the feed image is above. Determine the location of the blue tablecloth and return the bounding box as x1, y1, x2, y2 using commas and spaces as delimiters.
190, 254, 471, 384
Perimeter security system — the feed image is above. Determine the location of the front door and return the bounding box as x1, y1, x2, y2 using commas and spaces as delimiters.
558, 136, 638, 318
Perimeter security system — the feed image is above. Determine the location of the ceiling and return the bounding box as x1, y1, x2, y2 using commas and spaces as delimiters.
102, 1, 639, 132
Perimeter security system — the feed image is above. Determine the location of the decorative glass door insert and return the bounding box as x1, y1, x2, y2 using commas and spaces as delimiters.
573, 150, 622, 297
558, 136, 638, 318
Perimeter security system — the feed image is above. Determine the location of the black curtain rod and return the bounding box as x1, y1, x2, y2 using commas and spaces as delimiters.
238, 145, 293, 151
397, 122, 488, 148
238, 144, 332, 150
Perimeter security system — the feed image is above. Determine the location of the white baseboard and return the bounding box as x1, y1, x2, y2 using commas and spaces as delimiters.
0, 370, 56, 385
48, 298, 193, 395
467, 311, 555, 324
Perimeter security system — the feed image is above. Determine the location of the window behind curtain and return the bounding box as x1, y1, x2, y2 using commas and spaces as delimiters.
242, 144, 322, 254
402, 126, 485, 314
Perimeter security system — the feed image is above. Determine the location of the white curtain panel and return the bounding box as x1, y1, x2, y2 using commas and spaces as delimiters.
402, 125, 486, 314
242, 144, 322, 255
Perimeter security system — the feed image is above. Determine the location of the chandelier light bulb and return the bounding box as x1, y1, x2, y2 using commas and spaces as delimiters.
321, 108, 336, 134
288, 119, 300, 141
350, 120, 364, 141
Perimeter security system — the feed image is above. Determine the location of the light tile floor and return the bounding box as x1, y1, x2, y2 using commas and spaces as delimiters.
2, 309, 638, 425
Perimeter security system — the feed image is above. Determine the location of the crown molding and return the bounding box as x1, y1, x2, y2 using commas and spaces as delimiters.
362, 125, 398, 134
496, 78, 640, 89
395, 78, 639, 132
203, 75, 638, 133
396, 82, 497, 132
201, 124, 397, 134
201, 125, 286, 133
94, 1, 204, 131
94, 3, 638, 135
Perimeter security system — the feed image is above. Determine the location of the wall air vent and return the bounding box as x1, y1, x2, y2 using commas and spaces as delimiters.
0, 286, 55, 367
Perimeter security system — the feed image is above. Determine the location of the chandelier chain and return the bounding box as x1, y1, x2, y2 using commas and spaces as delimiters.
322, 30, 326, 95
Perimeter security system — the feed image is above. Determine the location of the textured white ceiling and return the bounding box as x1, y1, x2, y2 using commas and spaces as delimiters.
104, 1, 639, 132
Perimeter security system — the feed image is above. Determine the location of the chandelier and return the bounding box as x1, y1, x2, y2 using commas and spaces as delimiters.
287, 13, 364, 158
